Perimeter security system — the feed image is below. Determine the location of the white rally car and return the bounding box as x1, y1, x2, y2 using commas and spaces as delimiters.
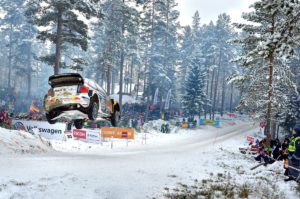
43, 73, 120, 129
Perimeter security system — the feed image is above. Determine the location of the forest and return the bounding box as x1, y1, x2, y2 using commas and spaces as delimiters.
0, 0, 299, 136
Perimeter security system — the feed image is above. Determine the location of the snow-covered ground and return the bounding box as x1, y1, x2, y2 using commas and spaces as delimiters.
0, 128, 52, 154
0, 120, 299, 199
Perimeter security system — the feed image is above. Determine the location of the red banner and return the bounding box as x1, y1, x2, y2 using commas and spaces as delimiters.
73, 129, 86, 139
247, 136, 256, 143
227, 113, 236, 117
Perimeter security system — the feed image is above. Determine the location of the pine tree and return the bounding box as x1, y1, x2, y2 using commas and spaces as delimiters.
233, 0, 300, 137
182, 52, 206, 118
213, 14, 235, 118
26, 0, 99, 74
199, 22, 216, 119
159, 0, 180, 105
0, 0, 25, 89
179, 26, 193, 96
91, 0, 139, 98
280, 95, 300, 134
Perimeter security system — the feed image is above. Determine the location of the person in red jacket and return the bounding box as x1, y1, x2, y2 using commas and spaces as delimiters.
0, 109, 11, 126
0, 109, 4, 125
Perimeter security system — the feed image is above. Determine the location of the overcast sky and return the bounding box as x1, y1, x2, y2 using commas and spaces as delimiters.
177, 0, 257, 26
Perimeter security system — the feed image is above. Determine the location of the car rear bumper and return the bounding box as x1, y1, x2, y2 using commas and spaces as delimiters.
44, 95, 90, 112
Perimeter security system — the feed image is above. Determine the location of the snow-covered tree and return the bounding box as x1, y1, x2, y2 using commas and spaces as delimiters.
0, 0, 25, 89
232, 0, 300, 136
182, 51, 206, 118
178, 26, 193, 95
26, 0, 99, 74
91, 0, 139, 98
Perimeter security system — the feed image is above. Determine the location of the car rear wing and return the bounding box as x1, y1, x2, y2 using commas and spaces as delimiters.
48, 73, 84, 88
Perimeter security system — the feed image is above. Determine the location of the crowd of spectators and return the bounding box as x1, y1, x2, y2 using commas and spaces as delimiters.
0, 88, 45, 128
251, 126, 300, 182
121, 103, 181, 129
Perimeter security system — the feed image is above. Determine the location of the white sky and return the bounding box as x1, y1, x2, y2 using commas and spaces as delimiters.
177, 0, 257, 26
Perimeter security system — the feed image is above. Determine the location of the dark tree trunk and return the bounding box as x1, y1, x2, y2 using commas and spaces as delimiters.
54, 7, 63, 75
136, 68, 140, 96
130, 58, 134, 95
209, 68, 215, 120
27, 43, 32, 97
106, 45, 112, 95
107, 64, 111, 95
220, 72, 226, 116
112, 69, 115, 94
266, 15, 275, 139
119, 0, 126, 109
8, 24, 13, 89
204, 67, 210, 119
229, 83, 233, 112
145, 0, 155, 122
212, 50, 222, 120
119, 50, 124, 108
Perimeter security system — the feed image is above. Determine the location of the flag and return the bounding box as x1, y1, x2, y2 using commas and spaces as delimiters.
165, 89, 171, 110
153, 88, 159, 105
29, 103, 40, 113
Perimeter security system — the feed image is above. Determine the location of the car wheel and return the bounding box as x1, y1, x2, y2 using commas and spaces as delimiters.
88, 100, 99, 121
46, 112, 57, 124
74, 119, 84, 129
111, 109, 120, 127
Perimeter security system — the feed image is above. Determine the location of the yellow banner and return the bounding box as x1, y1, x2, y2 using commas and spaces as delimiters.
205, 120, 214, 125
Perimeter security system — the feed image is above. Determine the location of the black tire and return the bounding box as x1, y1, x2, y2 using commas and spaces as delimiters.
74, 119, 84, 129
46, 112, 57, 124
111, 109, 120, 127
88, 100, 99, 121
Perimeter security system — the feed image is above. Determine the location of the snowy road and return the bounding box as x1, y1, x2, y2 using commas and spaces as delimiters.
0, 123, 255, 199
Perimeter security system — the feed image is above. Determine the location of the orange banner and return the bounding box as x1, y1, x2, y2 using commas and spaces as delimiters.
101, 127, 135, 139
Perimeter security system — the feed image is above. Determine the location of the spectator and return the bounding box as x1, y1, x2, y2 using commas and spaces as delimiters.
255, 139, 274, 165
0, 109, 4, 126
271, 139, 281, 160
161, 123, 165, 133
165, 123, 169, 133
285, 127, 300, 182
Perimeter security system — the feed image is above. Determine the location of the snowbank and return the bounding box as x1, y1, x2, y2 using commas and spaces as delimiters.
163, 129, 300, 199
0, 127, 53, 154
141, 119, 177, 133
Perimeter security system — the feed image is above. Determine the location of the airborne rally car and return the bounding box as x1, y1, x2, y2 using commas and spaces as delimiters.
43, 73, 120, 129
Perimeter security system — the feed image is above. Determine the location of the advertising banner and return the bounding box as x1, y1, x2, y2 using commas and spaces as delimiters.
205, 120, 214, 125
214, 118, 221, 128
153, 88, 159, 105
101, 127, 135, 139
86, 129, 101, 143
164, 89, 171, 110
199, 118, 205, 125
73, 129, 87, 139
247, 136, 256, 143
12, 120, 66, 140
72, 129, 101, 143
